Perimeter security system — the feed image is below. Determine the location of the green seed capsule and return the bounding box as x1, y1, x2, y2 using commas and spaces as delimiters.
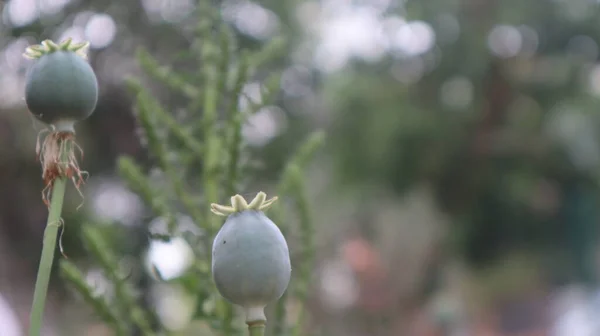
25, 45, 98, 129
210, 192, 291, 323
212, 211, 291, 305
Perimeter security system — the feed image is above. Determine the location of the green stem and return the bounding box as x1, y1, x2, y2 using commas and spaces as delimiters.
248, 322, 266, 336
29, 172, 68, 335
203, 70, 220, 236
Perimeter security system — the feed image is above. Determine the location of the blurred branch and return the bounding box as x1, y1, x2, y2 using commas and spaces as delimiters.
272, 131, 325, 334
81, 226, 156, 335
59, 261, 128, 336
117, 156, 176, 235
57, 0, 319, 334
136, 48, 199, 99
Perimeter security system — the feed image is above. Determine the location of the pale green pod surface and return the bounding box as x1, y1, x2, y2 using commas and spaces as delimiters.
25, 51, 98, 126
212, 210, 291, 308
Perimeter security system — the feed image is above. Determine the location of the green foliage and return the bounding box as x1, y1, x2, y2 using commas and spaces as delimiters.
58, 1, 323, 334
325, 0, 600, 278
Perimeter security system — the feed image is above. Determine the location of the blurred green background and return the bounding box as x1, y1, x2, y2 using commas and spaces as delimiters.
3, 0, 600, 335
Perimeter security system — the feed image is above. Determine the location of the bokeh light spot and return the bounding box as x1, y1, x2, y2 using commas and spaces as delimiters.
5, 0, 38, 27
242, 106, 288, 147
85, 14, 117, 49
146, 238, 195, 281
391, 20, 436, 57
221, 0, 280, 40
142, 0, 195, 23
0, 294, 23, 336
440, 76, 474, 110
488, 25, 522, 58
89, 178, 144, 225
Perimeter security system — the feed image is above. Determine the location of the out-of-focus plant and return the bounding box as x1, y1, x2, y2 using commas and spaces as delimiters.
55, 0, 324, 335
325, 0, 600, 278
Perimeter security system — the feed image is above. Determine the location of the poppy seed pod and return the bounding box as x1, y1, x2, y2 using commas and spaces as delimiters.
24, 39, 98, 133
22, 38, 96, 204
211, 192, 291, 324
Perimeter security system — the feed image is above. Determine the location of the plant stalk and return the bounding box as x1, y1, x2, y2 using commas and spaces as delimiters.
248, 322, 266, 336
29, 146, 69, 336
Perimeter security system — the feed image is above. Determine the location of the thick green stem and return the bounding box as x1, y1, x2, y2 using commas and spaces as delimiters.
248, 322, 266, 336
29, 174, 67, 335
